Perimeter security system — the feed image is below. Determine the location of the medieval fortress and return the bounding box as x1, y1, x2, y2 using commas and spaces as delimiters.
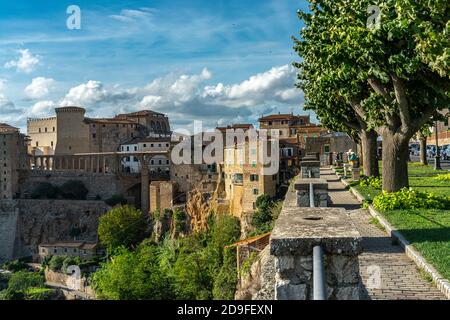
0, 106, 343, 263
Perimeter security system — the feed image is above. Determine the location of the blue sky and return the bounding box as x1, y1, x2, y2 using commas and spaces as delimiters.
0, 0, 312, 132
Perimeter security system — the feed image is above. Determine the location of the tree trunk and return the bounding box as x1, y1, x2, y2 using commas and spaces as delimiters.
381, 131, 410, 192
360, 129, 380, 177
419, 135, 428, 165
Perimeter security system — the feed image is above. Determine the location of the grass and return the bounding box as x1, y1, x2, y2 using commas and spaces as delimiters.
382, 209, 450, 281
347, 162, 450, 282
369, 217, 386, 232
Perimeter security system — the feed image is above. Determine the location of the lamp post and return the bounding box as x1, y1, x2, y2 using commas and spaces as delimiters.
434, 120, 442, 170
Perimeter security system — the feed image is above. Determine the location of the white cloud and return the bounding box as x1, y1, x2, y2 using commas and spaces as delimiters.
110, 8, 158, 22
53, 64, 302, 128
4, 49, 40, 73
0, 79, 6, 92
24, 77, 55, 99
30, 100, 57, 117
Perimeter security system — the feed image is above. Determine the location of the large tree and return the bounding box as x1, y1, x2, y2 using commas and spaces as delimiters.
294, 0, 449, 191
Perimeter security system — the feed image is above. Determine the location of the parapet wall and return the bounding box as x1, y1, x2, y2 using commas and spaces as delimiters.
19, 170, 123, 200
270, 181, 362, 300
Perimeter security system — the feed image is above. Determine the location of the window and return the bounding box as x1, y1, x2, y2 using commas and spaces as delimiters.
127, 146, 130, 151
253, 189, 259, 195
51, 141, 54, 147
151, 144, 154, 147
45, 127, 47, 132
53, 127, 55, 132
92, 133, 96, 139
166, 143, 169, 147
35, 142, 39, 147
53, 249, 57, 254
268, 121, 272, 125
64, 248, 68, 253
324, 145, 330, 153
250, 174, 259, 182
143, 144, 147, 148
39, 128, 41, 133
134, 146, 137, 151
253, 202, 256, 210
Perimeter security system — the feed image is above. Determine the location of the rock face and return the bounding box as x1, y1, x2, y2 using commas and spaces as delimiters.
185, 188, 212, 233
235, 245, 276, 300
14, 200, 110, 259
0, 201, 19, 264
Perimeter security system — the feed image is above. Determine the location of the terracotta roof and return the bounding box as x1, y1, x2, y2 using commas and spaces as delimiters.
0, 123, 19, 133
216, 124, 254, 131
258, 114, 310, 121
115, 110, 165, 118
122, 137, 171, 144
84, 117, 137, 125
39, 242, 98, 249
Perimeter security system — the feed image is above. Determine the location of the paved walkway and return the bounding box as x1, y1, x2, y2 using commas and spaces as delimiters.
321, 167, 446, 300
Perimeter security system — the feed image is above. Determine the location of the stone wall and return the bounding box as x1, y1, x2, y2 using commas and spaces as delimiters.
0, 201, 19, 264
19, 170, 122, 200
270, 183, 362, 300
14, 199, 110, 259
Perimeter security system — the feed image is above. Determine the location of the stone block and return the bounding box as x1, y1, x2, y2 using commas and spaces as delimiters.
351, 168, 361, 180
275, 278, 307, 300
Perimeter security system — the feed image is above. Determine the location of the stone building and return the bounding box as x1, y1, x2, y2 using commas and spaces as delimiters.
0, 124, 29, 199
258, 113, 326, 183
27, 107, 171, 155
38, 242, 104, 261
222, 138, 277, 218
302, 132, 357, 159
120, 137, 171, 175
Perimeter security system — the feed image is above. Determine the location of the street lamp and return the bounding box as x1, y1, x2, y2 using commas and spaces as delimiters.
434, 120, 442, 170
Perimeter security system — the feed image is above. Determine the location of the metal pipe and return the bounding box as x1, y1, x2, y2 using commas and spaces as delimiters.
313, 245, 326, 300
309, 182, 315, 208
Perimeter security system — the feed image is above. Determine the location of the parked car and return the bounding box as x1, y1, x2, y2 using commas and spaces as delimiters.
443, 145, 450, 160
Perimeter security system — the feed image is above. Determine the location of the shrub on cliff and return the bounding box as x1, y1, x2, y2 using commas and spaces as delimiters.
60, 180, 89, 200
104, 194, 128, 207
48, 255, 66, 272
7, 271, 44, 292
31, 182, 59, 199
98, 205, 149, 252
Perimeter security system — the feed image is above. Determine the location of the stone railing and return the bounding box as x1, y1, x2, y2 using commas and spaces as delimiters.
294, 177, 328, 207
300, 160, 320, 178
269, 180, 362, 300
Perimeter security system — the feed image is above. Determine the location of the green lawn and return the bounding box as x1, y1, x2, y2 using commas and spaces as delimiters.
349, 163, 450, 282
382, 209, 450, 280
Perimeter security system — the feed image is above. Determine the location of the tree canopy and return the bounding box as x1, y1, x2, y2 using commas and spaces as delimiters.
294, 0, 449, 191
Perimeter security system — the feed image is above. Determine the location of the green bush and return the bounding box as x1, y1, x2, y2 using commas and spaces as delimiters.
359, 176, 382, 189
62, 256, 82, 273
173, 209, 187, 233
240, 251, 259, 276
60, 180, 89, 200
24, 287, 58, 300
0, 288, 25, 300
105, 194, 128, 207
7, 271, 44, 292
48, 255, 66, 272
1, 260, 29, 272
434, 173, 450, 181
31, 182, 60, 199
373, 188, 450, 212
